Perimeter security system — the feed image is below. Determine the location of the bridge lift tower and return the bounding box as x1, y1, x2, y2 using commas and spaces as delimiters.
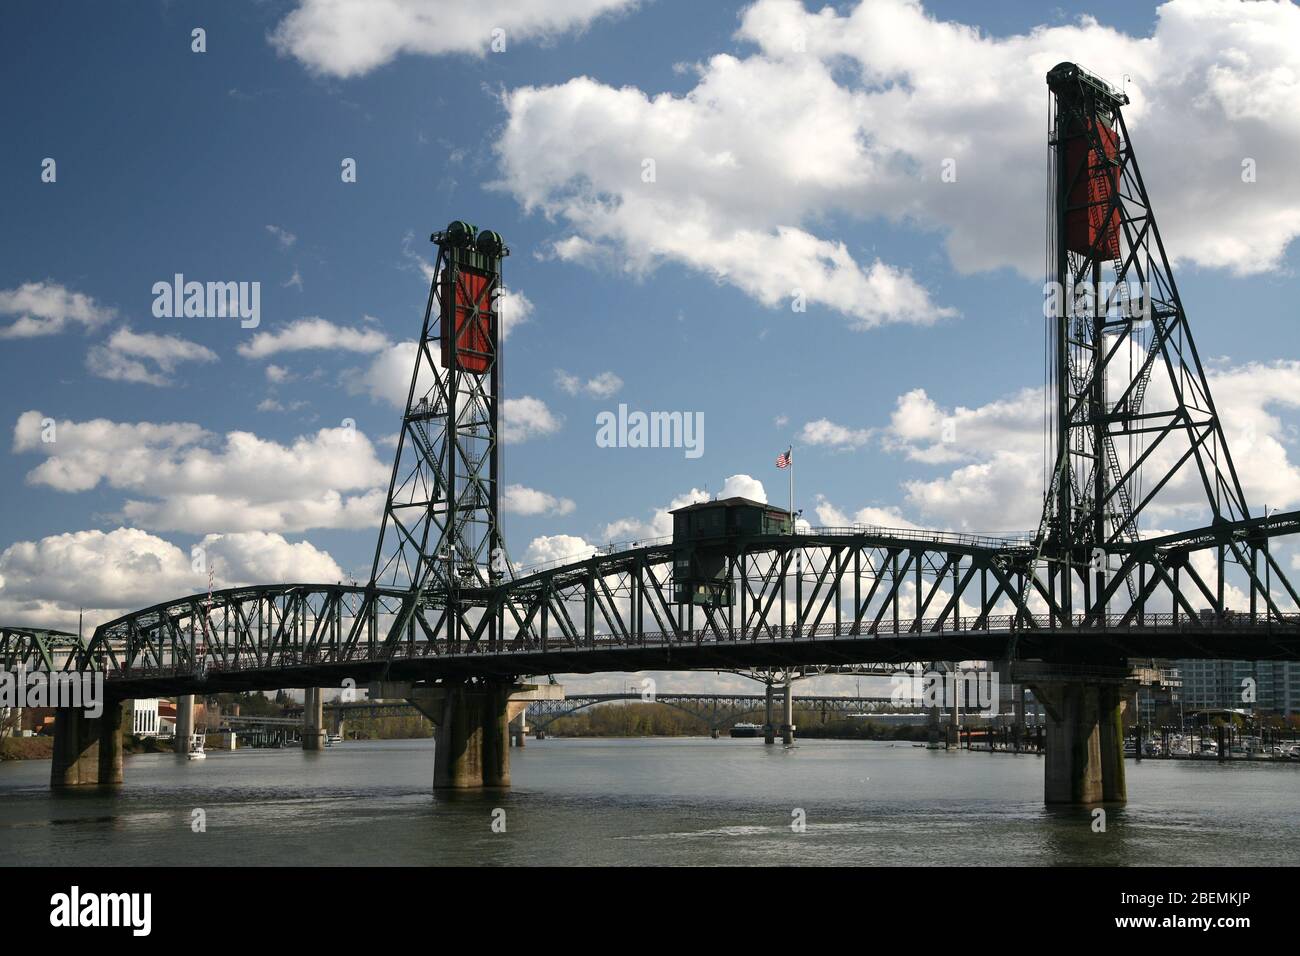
369, 221, 512, 645
1021, 63, 1293, 803
363, 222, 538, 787
1035, 62, 1262, 623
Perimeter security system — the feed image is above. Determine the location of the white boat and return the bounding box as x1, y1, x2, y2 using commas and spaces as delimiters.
325, 733, 343, 745
186, 732, 207, 760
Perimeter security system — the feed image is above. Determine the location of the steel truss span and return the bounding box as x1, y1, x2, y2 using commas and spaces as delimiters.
44, 517, 1300, 697
1, 626, 84, 673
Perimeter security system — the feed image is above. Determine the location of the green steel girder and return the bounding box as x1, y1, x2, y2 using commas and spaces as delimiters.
0, 626, 85, 672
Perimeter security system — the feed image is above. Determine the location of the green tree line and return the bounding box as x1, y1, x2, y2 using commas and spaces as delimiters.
543, 702, 932, 740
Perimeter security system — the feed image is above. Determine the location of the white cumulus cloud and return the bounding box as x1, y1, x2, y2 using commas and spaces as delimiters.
0, 282, 116, 339
503, 484, 576, 517
238, 317, 391, 359
503, 396, 562, 443
13, 411, 389, 534
271, 0, 638, 78
0, 527, 344, 633
555, 369, 623, 398
877, 360, 1300, 533
800, 418, 872, 449
520, 533, 597, 569
86, 327, 218, 387
494, 0, 1300, 339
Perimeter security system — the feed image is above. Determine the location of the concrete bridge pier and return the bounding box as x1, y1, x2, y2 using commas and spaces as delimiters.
780, 683, 795, 746
50, 701, 125, 788
1014, 685, 1026, 753
432, 683, 511, 788
508, 705, 527, 748
1030, 675, 1127, 805
174, 694, 195, 754
763, 684, 775, 745
949, 687, 961, 746
302, 687, 325, 751
377, 680, 564, 790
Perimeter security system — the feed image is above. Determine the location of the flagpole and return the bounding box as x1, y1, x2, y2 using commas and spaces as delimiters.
791, 447, 801, 643
786, 446, 794, 532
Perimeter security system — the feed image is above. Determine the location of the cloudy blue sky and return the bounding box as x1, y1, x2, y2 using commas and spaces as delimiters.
3, 0, 1300, 694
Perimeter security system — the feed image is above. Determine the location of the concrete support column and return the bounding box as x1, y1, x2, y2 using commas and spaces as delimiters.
1014, 685, 1026, 753
51, 701, 125, 789
949, 687, 961, 748
781, 682, 795, 746
1098, 684, 1127, 803
397, 680, 563, 791
431, 684, 510, 789
174, 694, 195, 754
1035, 680, 1127, 805
101, 701, 124, 785
52, 708, 95, 786
509, 705, 527, 748
763, 684, 775, 745
302, 687, 325, 751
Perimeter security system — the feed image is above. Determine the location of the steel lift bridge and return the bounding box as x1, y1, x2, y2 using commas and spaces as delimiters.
15, 64, 1300, 803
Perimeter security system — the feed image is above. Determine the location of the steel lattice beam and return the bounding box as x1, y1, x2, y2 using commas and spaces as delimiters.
58, 522, 1300, 700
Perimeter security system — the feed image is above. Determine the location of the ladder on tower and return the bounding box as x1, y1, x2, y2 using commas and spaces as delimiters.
1101, 433, 1140, 603
1109, 258, 1158, 416
1101, 257, 1144, 603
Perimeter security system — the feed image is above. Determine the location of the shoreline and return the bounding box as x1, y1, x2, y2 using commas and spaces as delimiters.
1, 735, 179, 762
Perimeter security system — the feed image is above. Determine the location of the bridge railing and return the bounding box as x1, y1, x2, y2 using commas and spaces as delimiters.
100, 608, 1300, 680
513, 535, 673, 576
510, 525, 1038, 579
807, 524, 1037, 552
446, 610, 1300, 655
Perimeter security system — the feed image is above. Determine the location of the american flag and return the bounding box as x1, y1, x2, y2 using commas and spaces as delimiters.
776, 448, 792, 469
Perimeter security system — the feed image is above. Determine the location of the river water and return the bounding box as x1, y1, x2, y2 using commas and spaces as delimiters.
2, 738, 1297, 866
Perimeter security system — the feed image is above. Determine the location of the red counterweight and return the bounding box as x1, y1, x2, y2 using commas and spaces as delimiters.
439, 266, 494, 374
1064, 118, 1121, 259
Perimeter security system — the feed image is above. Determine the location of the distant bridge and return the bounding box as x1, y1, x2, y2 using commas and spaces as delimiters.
517, 692, 900, 732
276, 692, 903, 734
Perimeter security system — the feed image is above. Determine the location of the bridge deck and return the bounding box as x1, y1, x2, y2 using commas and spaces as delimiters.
98, 618, 1300, 698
